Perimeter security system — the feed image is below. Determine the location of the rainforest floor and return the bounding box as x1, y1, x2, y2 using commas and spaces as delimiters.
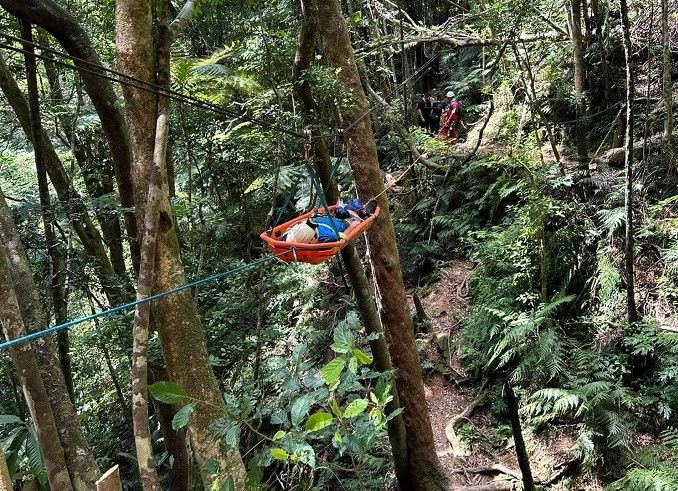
417, 261, 603, 490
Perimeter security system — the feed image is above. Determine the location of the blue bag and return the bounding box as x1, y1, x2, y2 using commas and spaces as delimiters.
313, 216, 348, 243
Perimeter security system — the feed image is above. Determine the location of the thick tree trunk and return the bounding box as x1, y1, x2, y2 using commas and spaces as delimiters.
0, 0, 139, 268
0, 190, 101, 491
316, 1, 445, 489
115, 1, 247, 487
661, 0, 673, 145
0, 52, 126, 305
504, 382, 536, 491
0, 244, 74, 491
567, 0, 588, 163
620, 0, 637, 324
292, 2, 409, 485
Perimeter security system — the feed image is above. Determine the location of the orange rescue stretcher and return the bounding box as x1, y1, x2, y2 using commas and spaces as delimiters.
260, 205, 380, 264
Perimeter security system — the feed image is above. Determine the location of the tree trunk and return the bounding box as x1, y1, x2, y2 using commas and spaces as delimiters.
39, 39, 128, 280
0, 0, 139, 269
567, 0, 588, 163
0, 244, 74, 491
661, 0, 673, 145
131, 101, 164, 491
21, 21, 74, 404
292, 3, 410, 485
0, 190, 101, 491
115, 1, 247, 487
316, 1, 445, 489
0, 445, 12, 491
150, 365, 190, 491
620, 0, 637, 324
504, 381, 536, 491
0, 52, 127, 305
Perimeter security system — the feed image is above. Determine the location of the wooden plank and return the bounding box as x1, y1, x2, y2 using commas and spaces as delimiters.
96, 465, 122, 491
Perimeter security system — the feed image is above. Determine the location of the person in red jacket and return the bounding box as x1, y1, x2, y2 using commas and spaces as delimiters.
438, 91, 462, 141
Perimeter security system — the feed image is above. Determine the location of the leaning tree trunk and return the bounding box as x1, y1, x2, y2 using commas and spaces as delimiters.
0, 52, 127, 305
567, 0, 589, 164
21, 21, 74, 404
0, 243, 74, 491
115, 0, 247, 487
39, 37, 128, 281
316, 1, 445, 489
0, 0, 139, 269
292, 1, 409, 485
0, 190, 101, 491
661, 0, 673, 146
620, 0, 637, 323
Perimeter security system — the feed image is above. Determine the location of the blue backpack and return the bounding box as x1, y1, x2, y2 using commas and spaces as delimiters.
313, 216, 348, 243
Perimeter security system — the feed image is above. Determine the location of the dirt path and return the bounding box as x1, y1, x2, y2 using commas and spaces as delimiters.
417, 261, 588, 490
417, 262, 524, 490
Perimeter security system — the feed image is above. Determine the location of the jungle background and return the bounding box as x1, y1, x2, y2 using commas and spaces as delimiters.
0, 0, 677, 490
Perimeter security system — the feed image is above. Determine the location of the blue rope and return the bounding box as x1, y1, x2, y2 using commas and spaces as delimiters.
0, 251, 291, 352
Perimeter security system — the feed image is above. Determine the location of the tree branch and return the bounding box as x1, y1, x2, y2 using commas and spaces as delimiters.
356, 31, 564, 54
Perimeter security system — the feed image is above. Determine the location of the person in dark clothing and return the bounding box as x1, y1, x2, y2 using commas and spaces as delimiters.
429, 95, 443, 135
417, 93, 431, 130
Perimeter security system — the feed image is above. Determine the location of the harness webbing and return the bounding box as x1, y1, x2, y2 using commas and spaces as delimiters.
0, 250, 292, 352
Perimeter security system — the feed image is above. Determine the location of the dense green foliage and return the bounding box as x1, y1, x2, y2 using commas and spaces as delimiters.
0, 0, 677, 489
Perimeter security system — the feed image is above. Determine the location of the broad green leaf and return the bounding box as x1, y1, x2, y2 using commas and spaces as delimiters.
244, 177, 264, 194
270, 448, 289, 461
290, 394, 312, 426
331, 398, 342, 418
0, 415, 23, 426
332, 431, 343, 446
343, 398, 369, 418
305, 412, 333, 432
172, 404, 195, 430
149, 381, 188, 404
321, 358, 345, 388
353, 348, 373, 365
348, 356, 358, 373
330, 342, 350, 354
272, 430, 286, 441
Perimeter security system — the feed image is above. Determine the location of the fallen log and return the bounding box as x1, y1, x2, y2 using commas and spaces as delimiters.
594, 133, 664, 166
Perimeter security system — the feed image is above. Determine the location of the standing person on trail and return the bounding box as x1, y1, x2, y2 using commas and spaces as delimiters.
439, 91, 462, 141
417, 93, 432, 131
429, 94, 443, 135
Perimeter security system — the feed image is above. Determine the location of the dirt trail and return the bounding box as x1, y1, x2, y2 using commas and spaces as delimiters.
417, 261, 575, 490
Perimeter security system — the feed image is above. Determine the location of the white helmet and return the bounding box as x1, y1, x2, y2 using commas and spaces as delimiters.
446, 91, 455, 98
284, 221, 318, 244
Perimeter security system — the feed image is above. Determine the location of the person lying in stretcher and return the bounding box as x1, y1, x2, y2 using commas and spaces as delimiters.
283, 198, 377, 244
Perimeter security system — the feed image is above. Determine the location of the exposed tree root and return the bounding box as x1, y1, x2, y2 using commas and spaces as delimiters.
445, 379, 488, 456
451, 464, 522, 480
451, 482, 514, 491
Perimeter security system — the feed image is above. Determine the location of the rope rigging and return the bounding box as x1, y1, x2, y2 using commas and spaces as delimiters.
0, 249, 293, 352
